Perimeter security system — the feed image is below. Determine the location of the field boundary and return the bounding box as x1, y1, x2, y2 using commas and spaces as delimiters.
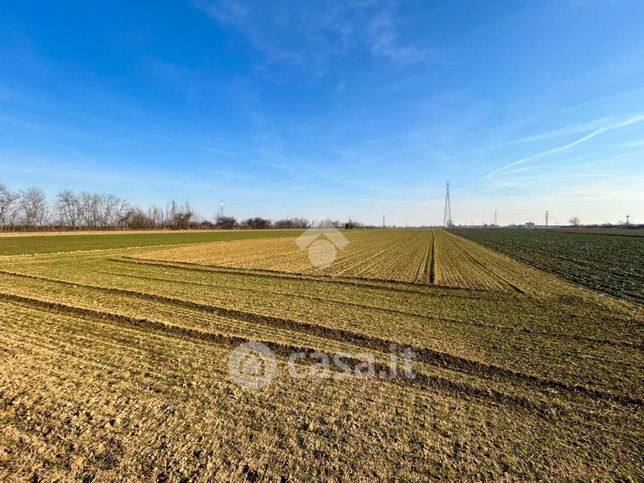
117, 256, 503, 298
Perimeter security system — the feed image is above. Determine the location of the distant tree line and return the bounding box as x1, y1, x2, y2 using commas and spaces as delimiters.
210, 216, 365, 230
211, 215, 311, 230
0, 182, 366, 231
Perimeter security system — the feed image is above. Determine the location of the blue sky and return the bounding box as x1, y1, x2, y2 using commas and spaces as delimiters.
1, 0, 643, 225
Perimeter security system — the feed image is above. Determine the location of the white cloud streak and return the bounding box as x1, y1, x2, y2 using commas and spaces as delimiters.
486, 114, 644, 179
197, 146, 235, 156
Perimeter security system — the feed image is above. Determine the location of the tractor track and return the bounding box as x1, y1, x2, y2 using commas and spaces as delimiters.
0, 270, 640, 408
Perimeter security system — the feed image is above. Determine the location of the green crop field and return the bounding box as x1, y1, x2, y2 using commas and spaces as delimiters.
0, 229, 642, 480
0, 229, 302, 256
451, 228, 644, 304
554, 227, 644, 237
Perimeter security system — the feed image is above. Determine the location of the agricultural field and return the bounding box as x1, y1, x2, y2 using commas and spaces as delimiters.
0, 228, 642, 480
451, 228, 644, 304
554, 227, 644, 237
135, 229, 434, 283
0, 229, 302, 256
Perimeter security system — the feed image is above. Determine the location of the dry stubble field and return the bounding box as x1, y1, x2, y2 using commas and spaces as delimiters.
0, 228, 642, 480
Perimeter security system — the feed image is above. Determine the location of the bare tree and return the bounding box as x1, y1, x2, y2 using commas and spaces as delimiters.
165, 200, 178, 228
315, 218, 341, 229
345, 219, 363, 229
122, 208, 154, 229
243, 217, 271, 229
215, 214, 237, 229
165, 200, 193, 229
19, 187, 48, 228
569, 217, 581, 226
274, 217, 310, 229
56, 190, 129, 229
56, 189, 81, 228
147, 205, 164, 228
102, 194, 128, 227
1, 182, 327, 232
76, 192, 96, 228
0, 183, 20, 228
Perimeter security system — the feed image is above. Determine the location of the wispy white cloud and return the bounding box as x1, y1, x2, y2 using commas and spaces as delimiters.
193, 1, 305, 66
245, 64, 285, 84
254, 159, 295, 171
486, 114, 644, 178
367, 10, 432, 64
276, 143, 428, 188
192, 0, 248, 24
508, 115, 621, 144
613, 139, 644, 149
193, 0, 436, 70
197, 146, 235, 156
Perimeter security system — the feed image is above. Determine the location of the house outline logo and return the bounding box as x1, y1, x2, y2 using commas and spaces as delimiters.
295, 224, 349, 268
228, 341, 276, 390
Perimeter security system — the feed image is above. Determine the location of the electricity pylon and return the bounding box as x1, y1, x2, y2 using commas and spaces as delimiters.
443, 181, 452, 227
